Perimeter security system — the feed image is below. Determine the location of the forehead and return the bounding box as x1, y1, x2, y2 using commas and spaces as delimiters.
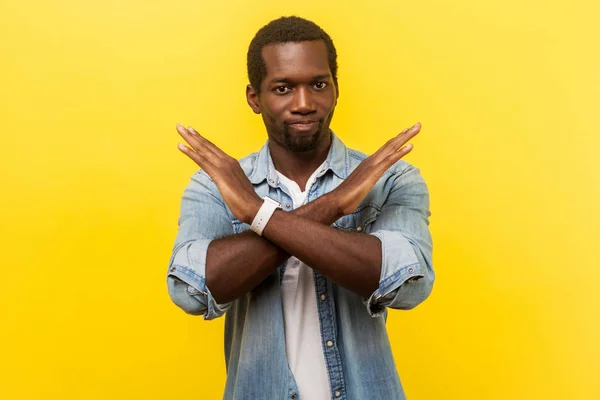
261, 40, 330, 81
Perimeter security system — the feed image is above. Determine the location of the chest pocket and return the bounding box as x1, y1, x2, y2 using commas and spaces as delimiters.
332, 204, 380, 234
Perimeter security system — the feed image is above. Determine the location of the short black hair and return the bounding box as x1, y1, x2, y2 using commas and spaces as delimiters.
247, 16, 338, 95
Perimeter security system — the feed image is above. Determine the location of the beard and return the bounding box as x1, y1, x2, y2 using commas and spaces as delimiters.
279, 110, 335, 152
281, 120, 326, 152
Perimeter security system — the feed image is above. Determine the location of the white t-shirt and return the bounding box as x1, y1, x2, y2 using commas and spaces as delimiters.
276, 163, 331, 400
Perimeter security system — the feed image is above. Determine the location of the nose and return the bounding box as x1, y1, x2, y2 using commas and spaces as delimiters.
290, 87, 316, 114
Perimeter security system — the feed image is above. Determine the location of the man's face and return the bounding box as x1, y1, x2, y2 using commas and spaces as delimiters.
247, 40, 338, 152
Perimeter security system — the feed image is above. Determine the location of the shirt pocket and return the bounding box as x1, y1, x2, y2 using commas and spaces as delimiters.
332, 204, 380, 234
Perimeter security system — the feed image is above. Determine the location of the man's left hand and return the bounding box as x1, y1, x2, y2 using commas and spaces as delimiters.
176, 124, 261, 224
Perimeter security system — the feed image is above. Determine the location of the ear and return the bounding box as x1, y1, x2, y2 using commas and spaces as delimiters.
246, 84, 261, 114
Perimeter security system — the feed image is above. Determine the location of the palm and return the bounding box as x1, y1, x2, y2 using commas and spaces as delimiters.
335, 123, 421, 215
176, 125, 261, 223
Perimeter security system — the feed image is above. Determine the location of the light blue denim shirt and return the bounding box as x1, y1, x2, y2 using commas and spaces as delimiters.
167, 132, 434, 400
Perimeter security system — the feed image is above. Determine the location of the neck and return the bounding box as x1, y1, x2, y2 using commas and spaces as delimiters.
268, 132, 332, 191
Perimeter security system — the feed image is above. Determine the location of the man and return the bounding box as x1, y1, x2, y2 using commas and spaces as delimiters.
167, 16, 434, 400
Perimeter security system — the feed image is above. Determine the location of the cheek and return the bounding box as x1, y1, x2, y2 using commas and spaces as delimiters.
318, 93, 337, 112
261, 109, 280, 128
262, 107, 278, 121
262, 101, 286, 122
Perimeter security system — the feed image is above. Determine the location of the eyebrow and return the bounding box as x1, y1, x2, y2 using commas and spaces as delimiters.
269, 74, 331, 84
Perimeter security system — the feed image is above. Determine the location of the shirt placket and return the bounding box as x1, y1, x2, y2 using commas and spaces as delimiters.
309, 177, 347, 400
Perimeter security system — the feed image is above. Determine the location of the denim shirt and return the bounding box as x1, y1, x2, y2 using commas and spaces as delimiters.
167, 133, 434, 400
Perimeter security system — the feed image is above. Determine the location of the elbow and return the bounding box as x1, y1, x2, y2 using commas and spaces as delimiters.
389, 274, 435, 311
393, 291, 430, 310
171, 296, 208, 316
181, 305, 207, 316
166, 275, 230, 320
167, 276, 209, 317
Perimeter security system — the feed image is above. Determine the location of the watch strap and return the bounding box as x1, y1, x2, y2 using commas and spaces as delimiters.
250, 196, 281, 236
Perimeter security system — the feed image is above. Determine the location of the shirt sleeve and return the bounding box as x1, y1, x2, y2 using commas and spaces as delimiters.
166, 170, 234, 320
365, 163, 435, 316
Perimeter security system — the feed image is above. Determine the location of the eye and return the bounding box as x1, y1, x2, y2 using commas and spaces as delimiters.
273, 85, 291, 94
314, 81, 328, 89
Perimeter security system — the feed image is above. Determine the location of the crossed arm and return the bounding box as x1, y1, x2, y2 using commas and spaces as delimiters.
205, 193, 382, 303
174, 124, 423, 306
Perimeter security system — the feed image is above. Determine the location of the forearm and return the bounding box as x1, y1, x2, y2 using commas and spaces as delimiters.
206, 193, 342, 303
180, 123, 422, 304
262, 210, 382, 297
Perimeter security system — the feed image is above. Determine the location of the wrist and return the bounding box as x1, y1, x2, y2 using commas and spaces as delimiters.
324, 191, 346, 219
249, 196, 281, 235
245, 197, 263, 225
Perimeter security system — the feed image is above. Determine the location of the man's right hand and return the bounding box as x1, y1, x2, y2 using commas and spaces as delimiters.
331, 123, 421, 216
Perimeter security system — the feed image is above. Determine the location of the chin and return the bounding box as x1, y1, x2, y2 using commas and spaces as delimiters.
285, 136, 319, 152
284, 126, 328, 152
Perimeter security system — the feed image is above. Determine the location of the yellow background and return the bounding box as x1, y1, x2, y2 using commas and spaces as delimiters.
1, 0, 598, 399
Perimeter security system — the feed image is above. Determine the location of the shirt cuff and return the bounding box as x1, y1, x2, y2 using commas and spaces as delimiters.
365, 230, 424, 316
167, 239, 231, 319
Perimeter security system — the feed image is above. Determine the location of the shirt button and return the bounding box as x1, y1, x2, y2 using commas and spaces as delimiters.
285, 204, 291, 209
291, 394, 297, 399
169, 267, 176, 272
356, 226, 363, 232
408, 267, 414, 273
327, 340, 334, 348
335, 391, 341, 397
320, 294, 327, 301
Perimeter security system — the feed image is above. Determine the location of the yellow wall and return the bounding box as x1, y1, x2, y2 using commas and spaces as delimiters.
1, 0, 598, 399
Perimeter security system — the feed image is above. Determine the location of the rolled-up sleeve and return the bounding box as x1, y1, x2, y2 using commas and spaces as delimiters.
365, 164, 434, 316
167, 170, 234, 320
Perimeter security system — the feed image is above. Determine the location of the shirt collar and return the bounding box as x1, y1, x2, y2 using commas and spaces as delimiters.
248, 130, 349, 186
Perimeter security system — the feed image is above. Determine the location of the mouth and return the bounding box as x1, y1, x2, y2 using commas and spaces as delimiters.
287, 120, 319, 132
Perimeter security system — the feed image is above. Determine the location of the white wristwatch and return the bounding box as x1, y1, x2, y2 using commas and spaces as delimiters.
250, 196, 281, 236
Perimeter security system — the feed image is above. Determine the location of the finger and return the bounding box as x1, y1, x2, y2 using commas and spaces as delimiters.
387, 122, 421, 152
398, 143, 413, 154
402, 122, 421, 141
177, 124, 232, 164
176, 124, 201, 148
397, 122, 421, 142
373, 123, 419, 161
187, 126, 223, 157
367, 142, 414, 178
372, 128, 408, 159
176, 124, 222, 162
385, 128, 410, 147
177, 142, 217, 172
387, 143, 414, 163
